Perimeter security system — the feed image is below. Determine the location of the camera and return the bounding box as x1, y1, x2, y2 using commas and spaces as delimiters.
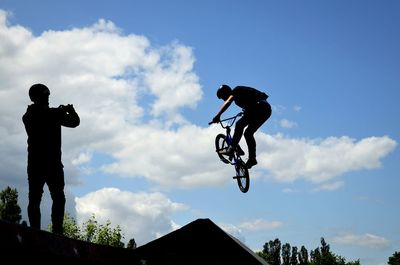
59, 104, 74, 113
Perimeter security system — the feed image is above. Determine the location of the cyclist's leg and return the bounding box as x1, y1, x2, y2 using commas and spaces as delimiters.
244, 102, 272, 166
232, 114, 249, 148
219, 116, 248, 156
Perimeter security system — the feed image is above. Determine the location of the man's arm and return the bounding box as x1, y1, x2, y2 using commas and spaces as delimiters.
59, 104, 80, 128
212, 95, 234, 123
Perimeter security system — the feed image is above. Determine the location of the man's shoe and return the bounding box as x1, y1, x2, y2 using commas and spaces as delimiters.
245, 158, 258, 169
218, 146, 234, 155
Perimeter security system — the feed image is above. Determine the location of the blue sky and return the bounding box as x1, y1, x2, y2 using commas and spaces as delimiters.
0, 1, 399, 264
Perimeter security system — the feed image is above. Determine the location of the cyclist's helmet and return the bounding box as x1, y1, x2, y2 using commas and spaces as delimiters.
217, 84, 232, 100
29, 83, 50, 103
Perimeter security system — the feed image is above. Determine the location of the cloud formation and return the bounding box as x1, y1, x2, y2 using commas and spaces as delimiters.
1, 9, 397, 191
332, 233, 390, 249
0, 9, 397, 247
257, 134, 396, 183
75, 187, 187, 245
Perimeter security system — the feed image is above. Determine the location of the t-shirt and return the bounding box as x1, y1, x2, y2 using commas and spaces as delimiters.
232, 86, 268, 110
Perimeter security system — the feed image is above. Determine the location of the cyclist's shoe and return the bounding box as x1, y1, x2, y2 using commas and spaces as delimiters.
236, 146, 245, 156
245, 157, 258, 169
218, 146, 234, 156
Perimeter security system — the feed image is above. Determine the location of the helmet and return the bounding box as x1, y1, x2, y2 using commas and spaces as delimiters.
29, 83, 50, 102
216, 84, 232, 99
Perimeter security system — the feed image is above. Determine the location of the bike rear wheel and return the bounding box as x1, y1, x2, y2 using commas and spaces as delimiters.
215, 134, 231, 164
234, 159, 250, 193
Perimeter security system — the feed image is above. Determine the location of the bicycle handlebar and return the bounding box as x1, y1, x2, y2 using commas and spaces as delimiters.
208, 112, 243, 127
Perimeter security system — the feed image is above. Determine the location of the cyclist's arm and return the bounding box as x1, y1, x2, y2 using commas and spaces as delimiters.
214, 95, 234, 120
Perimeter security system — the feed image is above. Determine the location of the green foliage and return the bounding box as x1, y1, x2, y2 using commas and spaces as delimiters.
310, 237, 336, 265
82, 214, 98, 242
257, 237, 360, 265
49, 212, 127, 248
298, 246, 309, 265
62, 212, 81, 240
127, 238, 137, 249
282, 243, 291, 265
93, 219, 124, 248
261, 238, 282, 265
0, 186, 22, 223
388, 251, 400, 265
291, 246, 298, 265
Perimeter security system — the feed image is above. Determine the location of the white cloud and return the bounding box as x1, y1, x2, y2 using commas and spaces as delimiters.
313, 181, 345, 192
100, 124, 229, 188
145, 43, 203, 118
293, 105, 302, 112
75, 187, 188, 245
218, 222, 246, 243
72, 152, 92, 166
238, 219, 283, 231
332, 233, 390, 249
218, 218, 283, 244
279, 118, 297, 129
256, 134, 397, 183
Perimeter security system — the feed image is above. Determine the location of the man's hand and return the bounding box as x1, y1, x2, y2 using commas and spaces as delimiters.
212, 115, 220, 124
59, 104, 75, 113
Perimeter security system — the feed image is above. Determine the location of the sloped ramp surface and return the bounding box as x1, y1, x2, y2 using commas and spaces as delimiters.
0, 218, 268, 265
134, 218, 268, 265
0, 219, 139, 264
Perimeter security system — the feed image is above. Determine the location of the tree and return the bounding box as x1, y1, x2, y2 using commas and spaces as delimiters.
49, 212, 128, 248
261, 238, 282, 265
310, 247, 321, 265
291, 246, 298, 265
259, 237, 359, 265
309, 237, 358, 265
319, 237, 336, 265
78, 213, 125, 247
61, 212, 81, 240
282, 243, 291, 265
298, 246, 309, 265
93, 219, 124, 248
345, 260, 360, 265
127, 238, 137, 249
0, 186, 22, 223
389, 251, 400, 265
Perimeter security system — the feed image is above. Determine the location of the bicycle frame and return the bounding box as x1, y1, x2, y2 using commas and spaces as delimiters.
218, 112, 243, 165
212, 112, 250, 193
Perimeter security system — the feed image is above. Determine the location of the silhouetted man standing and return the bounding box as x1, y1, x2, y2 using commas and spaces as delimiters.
23, 83, 80, 234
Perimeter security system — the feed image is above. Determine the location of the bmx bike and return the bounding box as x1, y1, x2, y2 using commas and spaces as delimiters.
209, 112, 250, 193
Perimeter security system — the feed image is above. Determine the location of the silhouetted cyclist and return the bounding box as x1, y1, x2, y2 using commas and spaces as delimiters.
22, 83, 80, 234
211, 84, 271, 169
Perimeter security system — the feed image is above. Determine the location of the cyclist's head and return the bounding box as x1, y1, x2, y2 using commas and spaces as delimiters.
29, 83, 50, 104
217, 84, 232, 100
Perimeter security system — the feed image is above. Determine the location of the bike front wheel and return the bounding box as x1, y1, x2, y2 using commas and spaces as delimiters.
215, 133, 231, 164
234, 160, 250, 193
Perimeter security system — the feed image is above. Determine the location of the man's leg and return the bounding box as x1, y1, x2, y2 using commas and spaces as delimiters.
232, 115, 249, 148
244, 125, 260, 168
244, 102, 272, 168
219, 115, 249, 156
47, 166, 66, 235
27, 170, 45, 229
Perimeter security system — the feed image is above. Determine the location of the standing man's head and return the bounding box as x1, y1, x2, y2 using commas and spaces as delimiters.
216, 84, 232, 101
29, 83, 50, 105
